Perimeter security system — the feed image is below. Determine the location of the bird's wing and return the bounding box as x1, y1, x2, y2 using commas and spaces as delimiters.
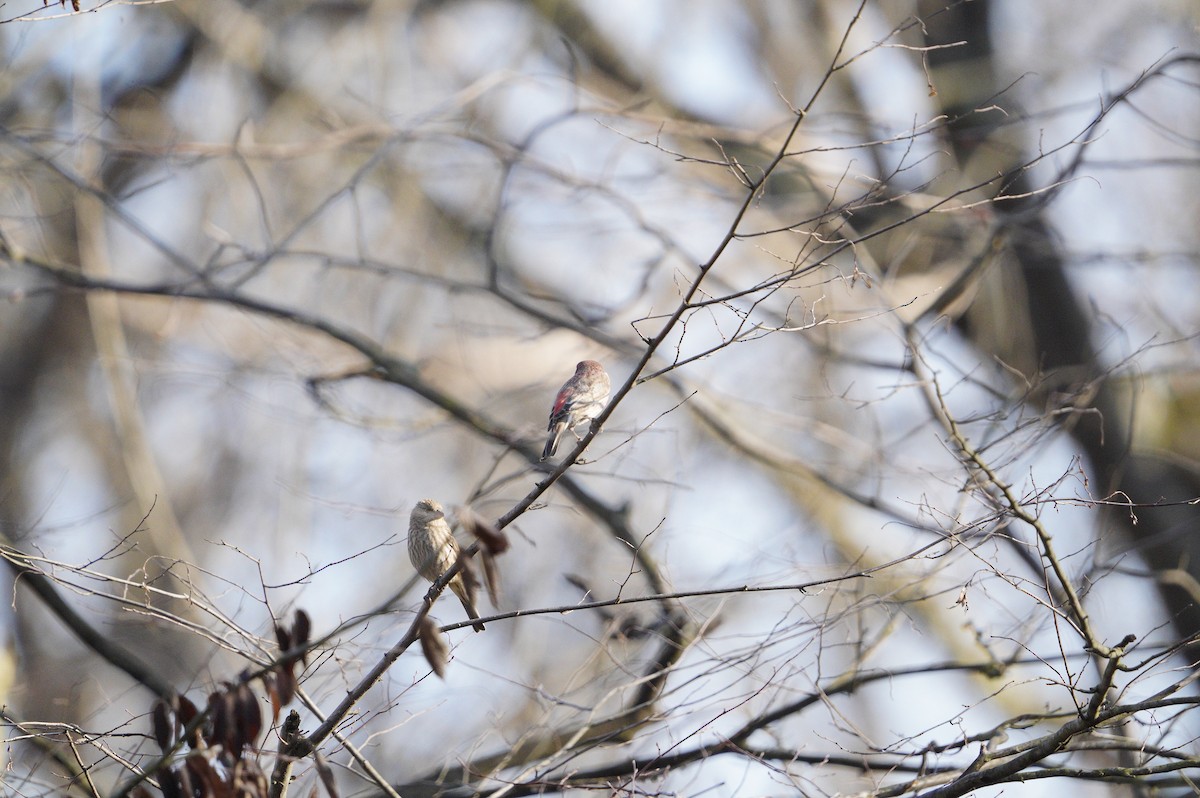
549, 384, 575, 419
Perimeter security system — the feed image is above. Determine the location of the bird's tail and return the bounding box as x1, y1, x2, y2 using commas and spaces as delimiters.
451, 581, 486, 632
542, 421, 566, 460
465, 606, 485, 633
460, 597, 485, 633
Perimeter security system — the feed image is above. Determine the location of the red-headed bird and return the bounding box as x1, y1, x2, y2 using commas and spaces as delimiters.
542, 360, 611, 460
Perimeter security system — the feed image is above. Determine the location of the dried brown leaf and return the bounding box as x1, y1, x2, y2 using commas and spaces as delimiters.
175, 765, 195, 798
277, 665, 296, 707
235, 681, 262, 751
261, 672, 281, 724
274, 623, 292, 654
314, 750, 340, 798
457, 507, 510, 554
458, 555, 482, 607
208, 689, 237, 759
157, 768, 183, 798
151, 697, 173, 751
232, 758, 269, 798
186, 753, 227, 798
178, 694, 202, 748
418, 615, 449, 678
203, 693, 220, 748
292, 609, 312, 662
481, 549, 502, 608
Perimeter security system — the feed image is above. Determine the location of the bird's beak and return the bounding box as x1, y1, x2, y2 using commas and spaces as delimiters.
431, 510, 445, 520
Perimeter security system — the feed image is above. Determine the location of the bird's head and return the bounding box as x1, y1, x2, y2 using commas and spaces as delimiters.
411, 498, 446, 522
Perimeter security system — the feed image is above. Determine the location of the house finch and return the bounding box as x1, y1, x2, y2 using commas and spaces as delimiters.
408, 498, 485, 632
541, 360, 612, 460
